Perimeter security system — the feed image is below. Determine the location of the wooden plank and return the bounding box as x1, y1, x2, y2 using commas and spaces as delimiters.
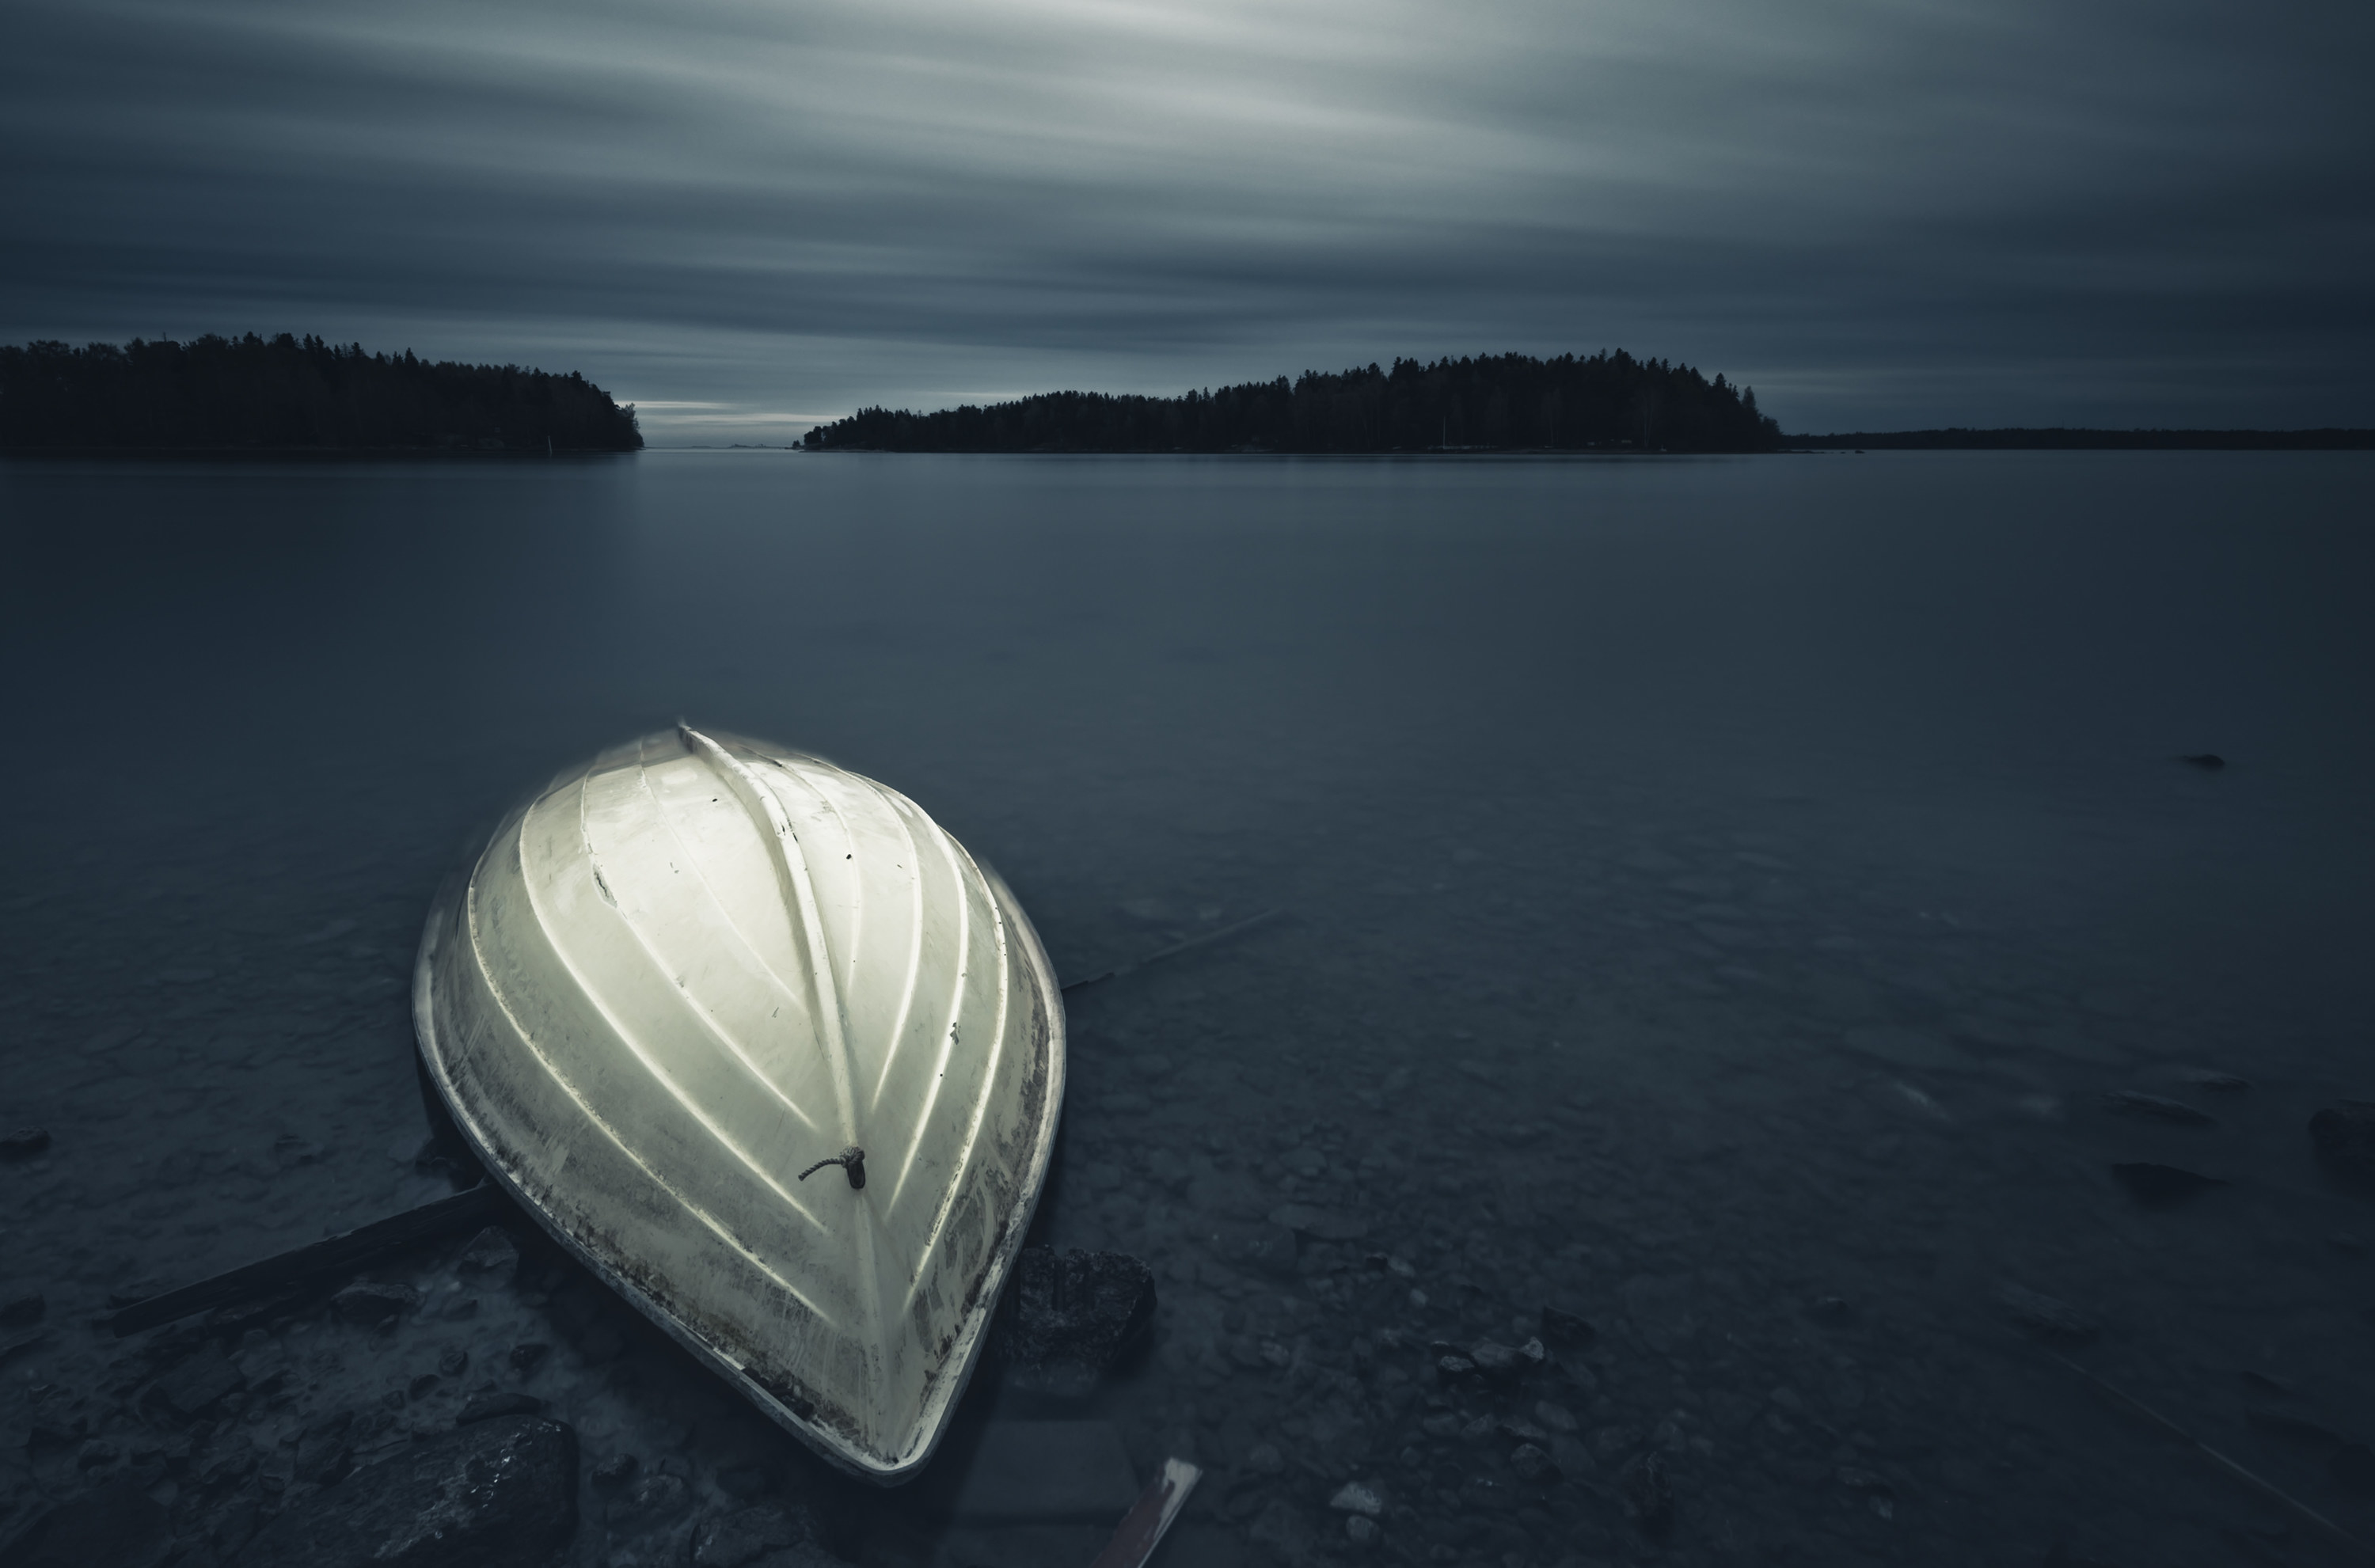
1089, 1457, 1201, 1568
104, 1184, 499, 1337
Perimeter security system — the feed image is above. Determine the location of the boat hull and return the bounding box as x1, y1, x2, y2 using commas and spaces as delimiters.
413, 727, 1065, 1482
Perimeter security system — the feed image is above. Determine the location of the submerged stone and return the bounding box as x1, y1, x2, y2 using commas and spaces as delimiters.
2111, 1162, 2226, 1206
2310, 1102, 2375, 1186
995, 1247, 1157, 1398
1993, 1283, 2099, 1343
2100, 1091, 2215, 1127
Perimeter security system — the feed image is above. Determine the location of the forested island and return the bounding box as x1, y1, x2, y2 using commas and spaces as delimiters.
804, 351, 1781, 454
0, 334, 642, 453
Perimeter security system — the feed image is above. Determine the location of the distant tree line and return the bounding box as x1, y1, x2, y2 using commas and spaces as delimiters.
0, 334, 642, 452
804, 351, 1782, 454
1795, 427, 2373, 450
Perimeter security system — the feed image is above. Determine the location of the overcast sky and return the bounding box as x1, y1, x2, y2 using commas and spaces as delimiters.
5, 0, 2369, 439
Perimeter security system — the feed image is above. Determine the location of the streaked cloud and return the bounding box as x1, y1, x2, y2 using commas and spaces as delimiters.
3, 0, 2367, 435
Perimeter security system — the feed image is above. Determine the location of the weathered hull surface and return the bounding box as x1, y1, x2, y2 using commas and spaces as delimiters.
414, 727, 1065, 1482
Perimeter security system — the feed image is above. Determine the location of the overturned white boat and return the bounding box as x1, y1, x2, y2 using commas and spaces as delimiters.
413, 727, 1065, 1482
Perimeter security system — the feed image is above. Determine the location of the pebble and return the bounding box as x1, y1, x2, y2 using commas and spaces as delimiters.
608, 1470, 694, 1534
2100, 1091, 2215, 1127
2310, 1102, 2375, 1185
2111, 1162, 2225, 1206
510, 1342, 552, 1373
1993, 1283, 2100, 1343
330, 1281, 420, 1327
1248, 1441, 1285, 1475
458, 1391, 547, 1424
0, 1127, 53, 1160
150, 1342, 245, 1416
591, 1452, 641, 1491
1538, 1306, 1595, 1348
1620, 1454, 1674, 1536
1328, 1480, 1385, 1516
1510, 1442, 1552, 1482
1345, 1514, 1378, 1545
455, 1225, 520, 1282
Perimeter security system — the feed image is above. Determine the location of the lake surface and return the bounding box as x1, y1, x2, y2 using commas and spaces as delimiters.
4, 450, 2373, 1566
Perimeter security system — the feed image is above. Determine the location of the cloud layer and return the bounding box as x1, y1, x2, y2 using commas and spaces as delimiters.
6, 0, 2369, 435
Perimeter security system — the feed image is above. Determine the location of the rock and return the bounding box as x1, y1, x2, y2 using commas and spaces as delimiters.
693, 1503, 828, 1568
2178, 753, 2225, 769
608, 1471, 694, 1535
2244, 1406, 2346, 1448
1538, 1306, 1594, 1348
1993, 1283, 2099, 1343
1621, 1274, 1698, 1353
458, 1391, 546, 1425
2310, 1102, 2375, 1186
2111, 1162, 2226, 1206
1327, 1481, 1383, 1517
1211, 1221, 1299, 1277
150, 1342, 245, 1415
2177, 1069, 2250, 1092
1266, 1203, 1371, 1243
1620, 1453, 1674, 1538
997, 1247, 1157, 1397
273, 1133, 327, 1169
0, 1474, 171, 1567
1534, 1401, 1577, 1433
716, 1462, 773, 1500
1, 1293, 43, 1328
457, 1227, 520, 1283
1469, 1340, 1528, 1383
1510, 1443, 1552, 1482
1247, 1442, 1284, 1475
1549, 1435, 1594, 1478
1808, 1296, 1853, 1323
509, 1342, 551, 1374
1459, 1476, 1518, 1511
1247, 1498, 1313, 1562
295, 1413, 355, 1486
0, 1128, 51, 1161
239, 1414, 577, 1567
940, 1420, 1139, 1522
591, 1453, 640, 1492
439, 1346, 470, 1376
332, 1281, 420, 1327
1344, 1514, 1378, 1545
2100, 1090, 2215, 1128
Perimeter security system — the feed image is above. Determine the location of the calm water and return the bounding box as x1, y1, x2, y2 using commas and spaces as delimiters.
4, 450, 2373, 1566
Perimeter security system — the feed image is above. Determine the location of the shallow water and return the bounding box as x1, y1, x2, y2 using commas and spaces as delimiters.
4, 450, 2374, 1566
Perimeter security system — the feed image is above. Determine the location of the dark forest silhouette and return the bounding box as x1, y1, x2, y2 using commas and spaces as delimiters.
804, 351, 1781, 454
0, 334, 642, 452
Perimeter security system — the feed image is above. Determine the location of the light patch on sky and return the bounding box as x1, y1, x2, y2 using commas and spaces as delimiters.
2, 0, 2368, 439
